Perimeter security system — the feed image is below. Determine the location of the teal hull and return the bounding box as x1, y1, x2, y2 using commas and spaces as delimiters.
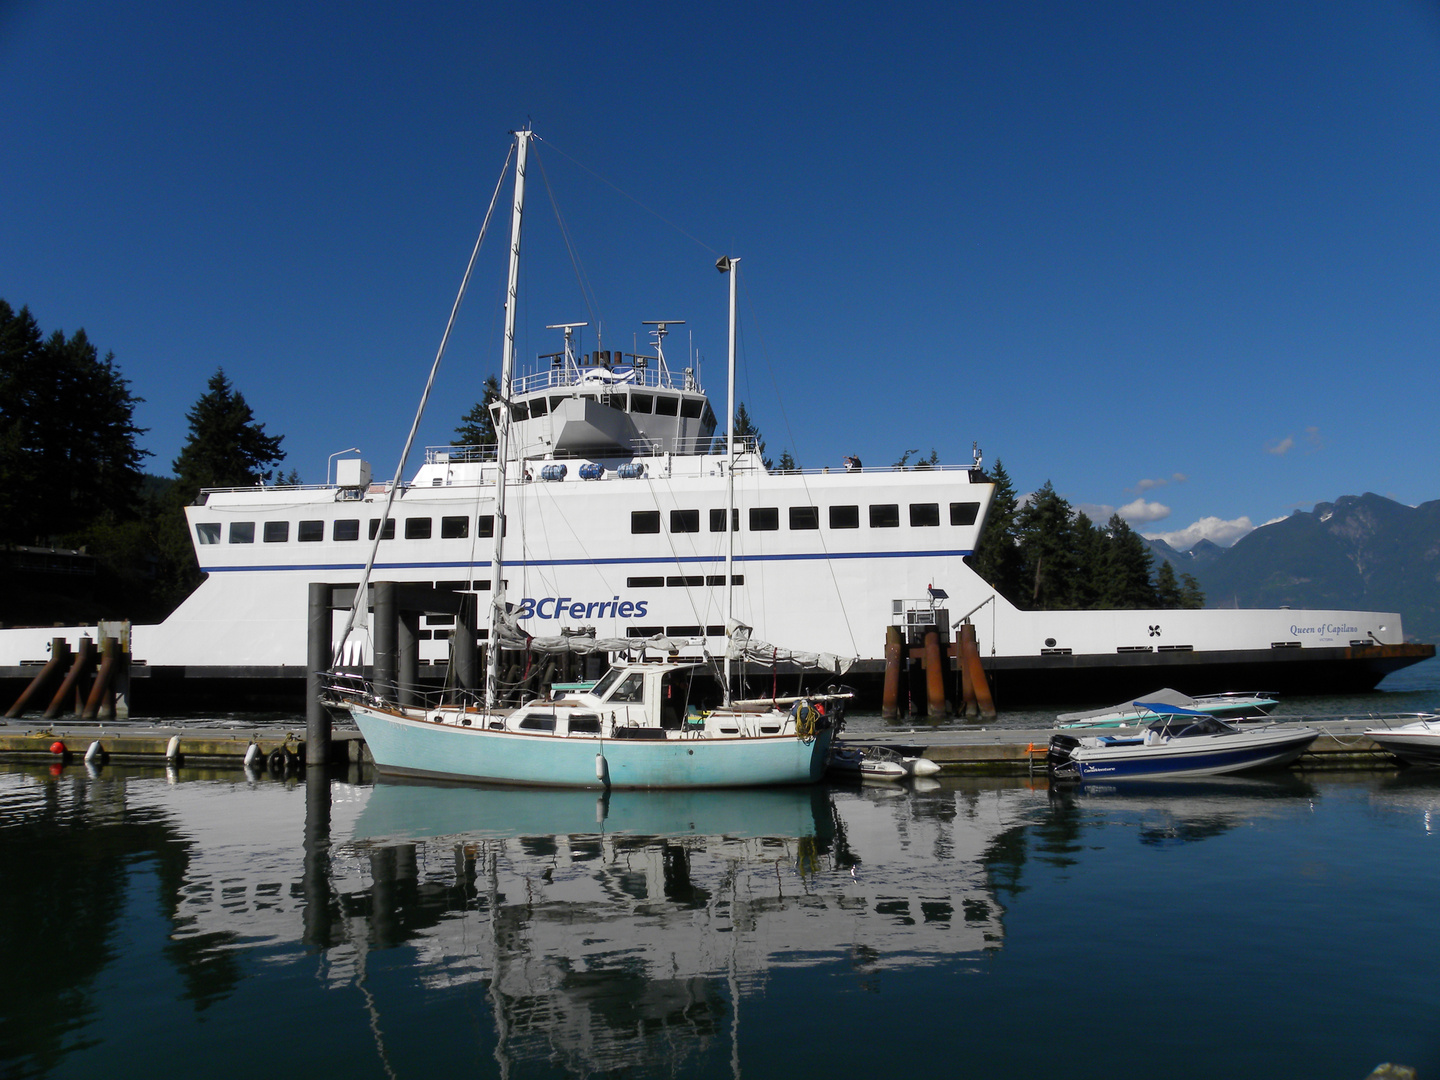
351, 704, 833, 789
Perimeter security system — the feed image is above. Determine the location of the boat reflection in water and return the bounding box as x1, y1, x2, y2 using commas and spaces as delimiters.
326, 777, 1023, 1076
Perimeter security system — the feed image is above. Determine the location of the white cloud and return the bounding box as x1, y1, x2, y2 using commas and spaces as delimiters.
1117, 498, 1170, 524
1143, 515, 1257, 549
1171, 472, 1188, 483
1265, 435, 1294, 455
1075, 502, 1115, 521
1133, 473, 1186, 494
1305, 426, 1323, 450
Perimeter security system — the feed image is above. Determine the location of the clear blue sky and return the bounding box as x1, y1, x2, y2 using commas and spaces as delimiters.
4, 1, 1438, 550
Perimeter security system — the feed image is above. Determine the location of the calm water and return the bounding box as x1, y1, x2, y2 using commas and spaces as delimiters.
3, 744, 1438, 1079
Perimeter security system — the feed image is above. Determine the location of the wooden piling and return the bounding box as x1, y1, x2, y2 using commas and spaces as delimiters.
882, 625, 903, 719
5, 637, 70, 718
45, 638, 95, 720
924, 630, 951, 718
959, 622, 996, 719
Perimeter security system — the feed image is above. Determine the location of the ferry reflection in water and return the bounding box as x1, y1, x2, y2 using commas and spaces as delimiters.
4, 763, 1440, 1079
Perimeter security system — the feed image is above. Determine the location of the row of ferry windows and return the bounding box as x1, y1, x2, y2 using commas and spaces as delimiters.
502, 393, 713, 425
195, 515, 501, 545
632, 501, 981, 535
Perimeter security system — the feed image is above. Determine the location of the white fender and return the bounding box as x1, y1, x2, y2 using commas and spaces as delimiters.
84, 741, 103, 764
165, 735, 181, 760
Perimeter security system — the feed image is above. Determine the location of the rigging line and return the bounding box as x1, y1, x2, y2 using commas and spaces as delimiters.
738, 273, 861, 656
533, 133, 722, 257
533, 145, 600, 330
331, 142, 515, 667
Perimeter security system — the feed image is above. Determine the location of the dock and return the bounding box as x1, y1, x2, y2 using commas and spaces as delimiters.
0, 718, 1401, 775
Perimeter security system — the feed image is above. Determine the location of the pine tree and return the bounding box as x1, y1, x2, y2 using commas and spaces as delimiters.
172, 369, 286, 504
733, 401, 772, 469
777, 450, 799, 472
454, 374, 500, 449
1179, 572, 1206, 609
1102, 514, 1159, 608
1016, 481, 1082, 608
1155, 560, 1184, 608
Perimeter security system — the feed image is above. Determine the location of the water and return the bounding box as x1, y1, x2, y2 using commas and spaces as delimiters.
3, 745, 1438, 1079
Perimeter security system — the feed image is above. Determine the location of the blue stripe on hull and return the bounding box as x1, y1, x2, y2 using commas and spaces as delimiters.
352, 708, 832, 789
1074, 736, 1314, 780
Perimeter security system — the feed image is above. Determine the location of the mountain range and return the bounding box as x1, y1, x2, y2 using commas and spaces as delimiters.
1145, 493, 1440, 644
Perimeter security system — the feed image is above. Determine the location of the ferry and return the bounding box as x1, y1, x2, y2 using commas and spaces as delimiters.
1, 152, 1431, 714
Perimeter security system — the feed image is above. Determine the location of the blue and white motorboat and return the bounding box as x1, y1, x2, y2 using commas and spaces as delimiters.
1363, 715, 1440, 767
1055, 688, 1279, 729
1046, 702, 1318, 781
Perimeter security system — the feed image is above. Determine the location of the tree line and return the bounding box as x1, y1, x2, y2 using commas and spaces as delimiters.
2, 299, 1200, 624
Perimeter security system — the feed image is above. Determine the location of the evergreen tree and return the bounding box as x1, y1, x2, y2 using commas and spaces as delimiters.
1070, 511, 1107, 608
777, 449, 799, 472
0, 302, 149, 543
1179, 572, 1206, 609
454, 374, 500, 449
172, 369, 286, 505
733, 401, 772, 469
1016, 481, 1082, 608
1155, 560, 1184, 608
1100, 513, 1159, 608
969, 458, 1023, 603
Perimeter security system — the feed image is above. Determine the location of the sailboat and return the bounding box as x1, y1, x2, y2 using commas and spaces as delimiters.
325, 127, 851, 788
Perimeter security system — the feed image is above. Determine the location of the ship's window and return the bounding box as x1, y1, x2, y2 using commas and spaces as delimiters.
549, 395, 566, 412
910, 503, 940, 527
567, 714, 601, 734
416, 629, 433, 640
334, 519, 360, 541
950, 501, 980, 526
405, 517, 432, 540
706, 625, 725, 636
632, 510, 661, 534
627, 576, 665, 588
680, 397, 703, 419
489, 404, 502, 428
789, 506, 820, 530
476, 515, 505, 538
710, 508, 739, 532
705, 574, 744, 586
435, 580, 466, 592
472, 578, 492, 591
196, 523, 221, 545
829, 505, 860, 529
670, 509, 700, 533
869, 504, 900, 528
229, 522, 255, 544
666, 575, 704, 587
511, 401, 529, 421
441, 515, 469, 539
630, 393, 653, 413
432, 628, 451, 640
654, 395, 680, 416
263, 521, 289, 543
626, 626, 664, 638
369, 518, 395, 541
702, 404, 716, 428
298, 520, 324, 542
426, 614, 454, 626
667, 625, 702, 636
518, 714, 556, 732
607, 672, 645, 702
528, 397, 548, 416
749, 507, 779, 531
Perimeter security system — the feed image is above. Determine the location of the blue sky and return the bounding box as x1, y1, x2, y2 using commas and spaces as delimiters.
3, 1, 1437, 550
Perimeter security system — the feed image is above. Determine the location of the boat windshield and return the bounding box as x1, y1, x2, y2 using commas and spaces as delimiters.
589, 667, 625, 699
1149, 716, 1237, 738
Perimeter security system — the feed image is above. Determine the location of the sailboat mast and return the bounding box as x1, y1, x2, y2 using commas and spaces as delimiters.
718, 255, 738, 702
486, 127, 531, 709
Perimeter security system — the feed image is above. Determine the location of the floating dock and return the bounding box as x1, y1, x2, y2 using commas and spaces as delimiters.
0, 718, 1402, 775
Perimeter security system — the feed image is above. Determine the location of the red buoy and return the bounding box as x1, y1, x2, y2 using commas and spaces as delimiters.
50, 740, 66, 755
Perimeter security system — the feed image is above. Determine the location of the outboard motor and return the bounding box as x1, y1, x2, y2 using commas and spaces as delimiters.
1046, 733, 1081, 777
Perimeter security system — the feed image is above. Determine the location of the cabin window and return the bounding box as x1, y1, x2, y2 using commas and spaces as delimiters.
263, 521, 289, 543
405, 518, 432, 540
789, 506, 820, 530
425, 614, 454, 626
632, 510, 661, 534
670, 509, 700, 533
627, 576, 665, 588
869, 504, 900, 528
477, 515, 494, 538
435, 580, 467, 592
702, 404, 716, 428
567, 714, 601, 734
909, 503, 940, 527
710, 508, 739, 532
332, 519, 359, 541
950, 501, 980, 526
297, 520, 324, 542
830, 505, 860, 529
680, 397, 703, 418
749, 507, 779, 531
229, 522, 255, 544
666, 575, 704, 587
606, 672, 645, 702
706, 625, 725, 636
518, 714, 556, 732
706, 574, 744, 586
441, 515, 469, 539
667, 625, 702, 636
195, 523, 221, 545
511, 401, 529, 421
627, 625, 664, 638
654, 395, 679, 416
630, 393, 653, 413
472, 578, 492, 591
528, 397, 548, 417
369, 518, 395, 541
549, 395, 566, 412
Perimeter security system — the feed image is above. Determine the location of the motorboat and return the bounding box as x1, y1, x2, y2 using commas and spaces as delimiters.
1056, 688, 1279, 729
829, 744, 941, 781
1363, 715, 1440, 767
1047, 702, 1318, 781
